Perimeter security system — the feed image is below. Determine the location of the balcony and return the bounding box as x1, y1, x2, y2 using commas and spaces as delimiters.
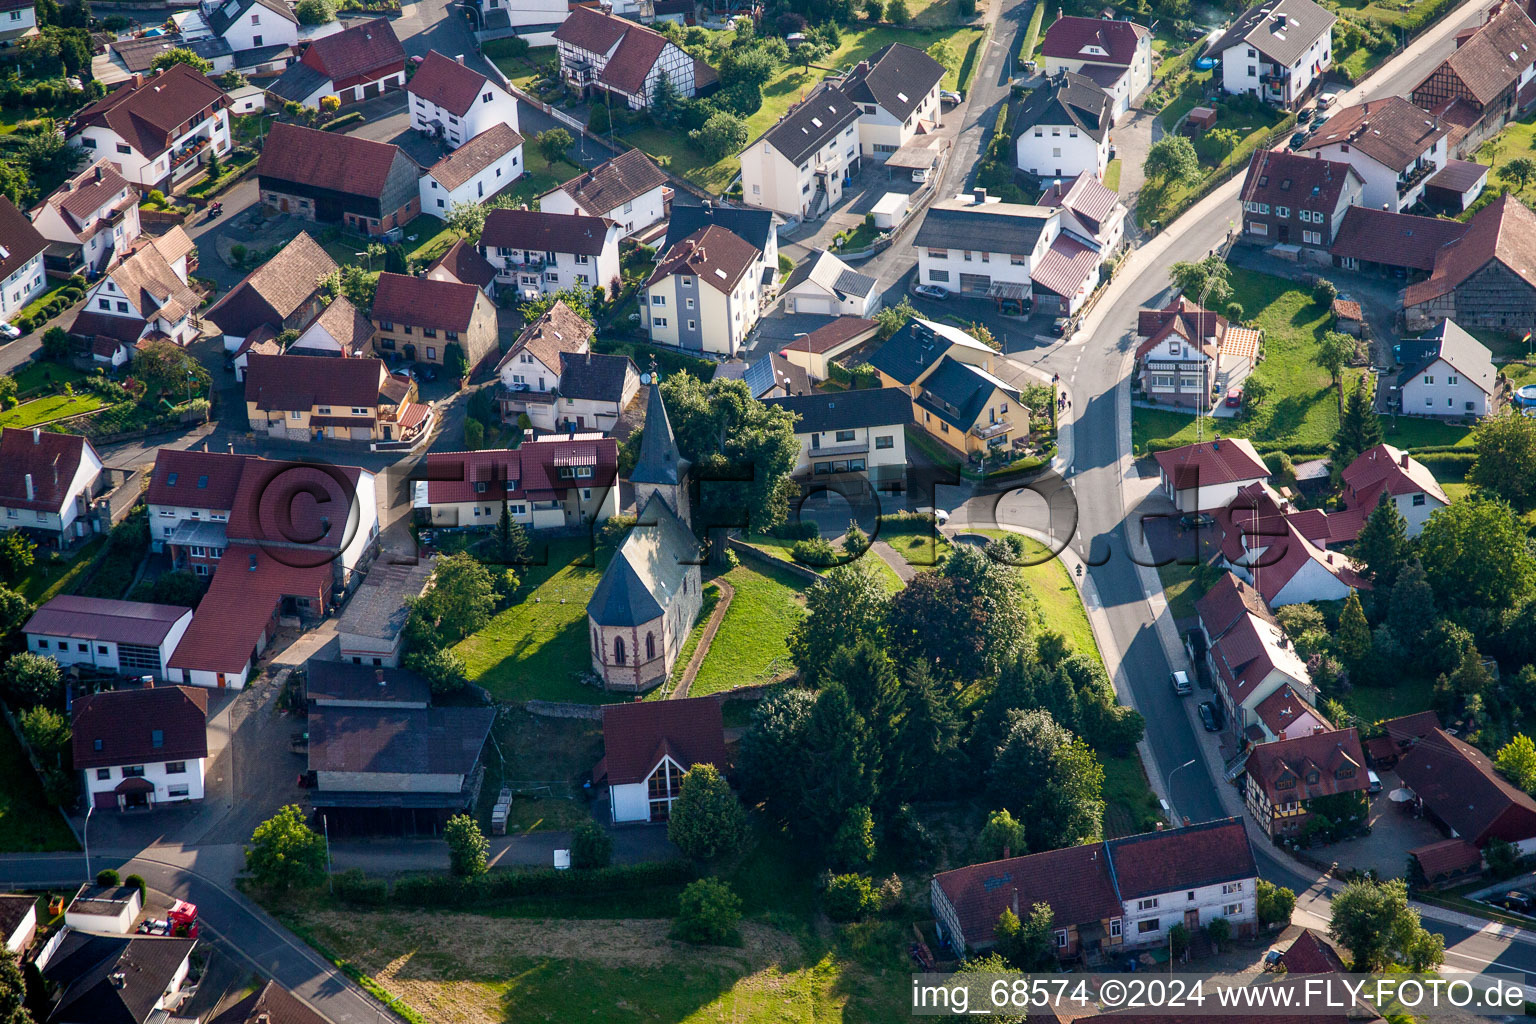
498, 383, 558, 406
971, 419, 1012, 440
808, 440, 869, 458
1398, 162, 1435, 197
169, 136, 210, 172
1260, 67, 1289, 84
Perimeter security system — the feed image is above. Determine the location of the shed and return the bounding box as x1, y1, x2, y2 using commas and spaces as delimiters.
63, 884, 142, 935
1409, 838, 1483, 886
1423, 159, 1489, 213
1332, 297, 1363, 336
871, 192, 910, 229
1184, 106, 1218, 136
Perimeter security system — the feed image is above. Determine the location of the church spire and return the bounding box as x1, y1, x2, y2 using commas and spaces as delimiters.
631, 369, 683, 486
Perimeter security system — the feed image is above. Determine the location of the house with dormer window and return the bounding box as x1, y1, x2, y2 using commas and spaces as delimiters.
552, 6, 712, 110
68, 63, 231, 191
70, 227, 200, 354
593, 695, 728, 823
1243, 727, 1367, 836
739, 83, 863, 218
31, 161, 141, 277
1040, 14, 1153, 120
480, 207, 623, 300
415, 435, 620, 530
406, 50, 520, 148
1213, 0, 1335, 109
72, 685, 208, 811
1239, 149, 1362, 248
835, 42, 945, 159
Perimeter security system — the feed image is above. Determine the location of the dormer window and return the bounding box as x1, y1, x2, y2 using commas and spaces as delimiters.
474, 481, 488, 494
1336, 766, 1355, 779
1306, 771, 1319, 784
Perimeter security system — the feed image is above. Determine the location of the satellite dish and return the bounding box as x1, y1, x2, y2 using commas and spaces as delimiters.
640, 372, 652, 384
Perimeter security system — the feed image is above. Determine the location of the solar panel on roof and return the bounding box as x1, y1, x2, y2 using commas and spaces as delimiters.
982, 873, 1013, 891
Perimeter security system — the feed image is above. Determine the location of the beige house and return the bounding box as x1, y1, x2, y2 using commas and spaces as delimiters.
869, 317, 1025, 456
642, 224, 766, 356
371, 272, 498, 372
244, 353, 426, 443
415, 436, 620, 531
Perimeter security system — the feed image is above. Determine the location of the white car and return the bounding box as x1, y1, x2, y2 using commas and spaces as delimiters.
940, 90, 962, 104
1317, 90, 1338, 109
911, 167, 931, 183
0, 322, 18, 340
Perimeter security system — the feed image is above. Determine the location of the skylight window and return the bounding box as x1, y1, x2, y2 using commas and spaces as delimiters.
897, 91, 909, 103
811, 117, 823, 128
714, 268, 727, 278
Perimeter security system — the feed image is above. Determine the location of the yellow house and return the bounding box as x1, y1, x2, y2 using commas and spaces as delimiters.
245, 353, 427, 443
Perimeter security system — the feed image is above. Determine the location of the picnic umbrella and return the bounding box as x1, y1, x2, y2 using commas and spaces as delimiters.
1388, 787, 1414, 803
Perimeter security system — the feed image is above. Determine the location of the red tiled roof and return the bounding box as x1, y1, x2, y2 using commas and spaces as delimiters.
1246, 728, 1367, 805
429, 237, 497, 290
1342, 443, 1448, 507
71, 685, 208, 770
1412, 2, 1536, 107
373, 273, 482, 332
1383, 710, 1442, 744
422, 435, 618, 504
406, 50, 490, 117
482, 208, 616, 257
1280, 930, 1347, 973
1104, 817, 1255, 899
1197, 571, 1312, 707
225, 458, 365, 554
245, 353, 389, 411
204, 231, 336, 339
1299, 96, 1448, 173
597, 695, 726, 786
552, 5, 629, 55
933, 842, 1120, 949
495, 299, 592, 374
1404, 194, 1536, 306
1411, 837, 1483, 879
424, 122, 524, 191
72, 63, 229, 160
1153, 437, 1268, 493
1329, 206, 1467, 274
25, 595, 190, 646
43, 160, 136, 236
599, 25, 668, 94
302, 17, 403, 87
1245, 518, 1370, 605
169, 543, 334, 673
0, 195, 46, 285
785, 316, 878, 355
1030, 233, 1098, 300
1253, 683, 1330, 738
1040, 14, 1149, 65
1397, 728, 1536, 845
647, 224, 759, 293
1040, 171, 1122, 233
0, 427, 98, 513
1241, 149, 1361, 214
257, 121, 411, 202
69, 310, 147, 345
549, 148, 667, 216
146, 449, 249, 509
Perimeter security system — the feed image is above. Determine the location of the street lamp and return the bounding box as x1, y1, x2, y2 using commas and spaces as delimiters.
1168, 757, 1197, 827
83, 803, 94, 883
356, 251, 371, 272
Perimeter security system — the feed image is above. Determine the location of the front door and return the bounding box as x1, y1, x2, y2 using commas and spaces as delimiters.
217, 673, 228, 688
1277, 224, 1290, 244
1184, 909, 1199, 930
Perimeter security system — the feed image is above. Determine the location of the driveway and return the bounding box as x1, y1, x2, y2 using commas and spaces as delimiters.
1112, 107, 1159, 216
1327, 771, 1447, 879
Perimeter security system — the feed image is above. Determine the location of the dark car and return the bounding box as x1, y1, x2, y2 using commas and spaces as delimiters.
1288, 131, 1308, 150
1198, 700, 1223, 732
1297, 107, 1315, 124
1179, 512, 1215, 530
1500, 891, 1535, 913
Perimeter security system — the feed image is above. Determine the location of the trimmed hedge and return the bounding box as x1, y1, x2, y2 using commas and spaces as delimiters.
1412, 451, 1474, 479
322, 111, 366, 132
389, 860, 696, 908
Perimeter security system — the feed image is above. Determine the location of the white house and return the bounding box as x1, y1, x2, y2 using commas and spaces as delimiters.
0, 0, 37, 46
642, 223, 766, 356
552, 6, 710, 109
24, 595, 192, 680
494, 299, 639, 433
1133, 297, 1261, 409
480, 207, 622, 299
538, 148, 668, 240
407, 50, 520, 148
597, 696, 728, 823
763, 386, 911, 488
1215, 0, 1335, 109
201, 0, 298, 53
1195, 572, 1317, 735
70, 64, 232, 191
1337, 443, 1450, 539
1299, 96, 1449, 212
780, 248, 881, 316
0, 428, 106, 548
1040, 14, 1153, 121
836, 43, 945, 160
478, 0, 567, 46
1152, 437, 1270, 512
266, 17, 405, 107
0, 195, 47, 320
290, 294, 374, 359
415, 438, 620, 530
72, 228, 200, 349
1395, 318, 1497, 418
418, 122, 524, 214
0, 896, 35, 954
496, 298, 591, 407
72, 685, 208, 811
145, 449, 246, 554
1040, 172, 1127, 258
739, 84, 863, 219
1219, 483, 1369, 607
1015, 70, 1113, 182
30, 160, 141, 277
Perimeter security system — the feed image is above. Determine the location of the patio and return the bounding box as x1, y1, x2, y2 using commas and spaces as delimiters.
1323, 770, 1448, 879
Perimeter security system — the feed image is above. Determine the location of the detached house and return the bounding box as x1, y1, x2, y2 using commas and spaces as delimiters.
480, 207, 622, 300
427, 237, 498, 296
71, 228, 200, 355
1195, 573, 1316, 737
257, 122, 421, 234
406, 50, 520, 147
1134, 298, 1261, 409
204, 230, 337, 357
0, 195, 47, 320
69, 63, 231, 191
72, 685, 208, 810
595, 696, 728, 823
1334, 443, 1449, 539
416, 435, 620, 529
371, 272, 499, 371
781, 248, 881, 317
1394, 318, 1498, 417
763, 386, 911, 487
1014, 70, 1113, 181
643, 223, 767, 356
495, 301, 639, 433
1244, 728, 1368, 837
1410, 0, 1536, 155
553, 6, 712, 109
268, 17, 405, 106
1239, 149, 1362, 248
0, 0, 35, 46
245, 353, 423, 443
1039, 172, 1127, 258
25, 595, 191, 680
1403, 193, 1536, 331
198, 0, 300, 63
932, 818, 1258, 958
1219, 481, 1371, 607
1397, 727, 1536, 852
1299, 96, 1449, 212
418, 123, 525, 214
739, 84, 863, 219
291, 294, 375, 360
1152, 437, 1269, 512
539, 148, 669, 240
1214, 0, 1335, 109
836, 42, 945, 160
871, 317, 1025, 455
38, 932, 196, 1024
0, 428, 106, 548
31, 160, 141, 277
1040, 14, 1153, 120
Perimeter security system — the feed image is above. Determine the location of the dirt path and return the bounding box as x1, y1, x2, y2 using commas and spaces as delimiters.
670, 577, 734, 699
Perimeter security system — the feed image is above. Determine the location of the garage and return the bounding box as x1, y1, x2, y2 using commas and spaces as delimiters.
959, 273, 992, 294
786, 293, 835, 315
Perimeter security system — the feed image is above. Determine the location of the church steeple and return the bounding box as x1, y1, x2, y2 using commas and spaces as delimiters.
630, 369, 690, 525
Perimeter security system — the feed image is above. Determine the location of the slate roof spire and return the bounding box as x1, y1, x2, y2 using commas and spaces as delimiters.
631, 369, 684, 485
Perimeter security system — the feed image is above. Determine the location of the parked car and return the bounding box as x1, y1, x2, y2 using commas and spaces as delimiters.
1198, 700, 1223, 731
1500, 891, 1535, 913
1225, 387, 1243, 408
1318, 90, 1338, 109
1179, 512, 1215, 530
1297, 107, 1315, 124
912, 167, 931, 183
1367, 770, 1382, 794
1052, 316, 1071, 335
1288, 131, 1309, 150
940, 90, 962, 104
0, 322, 18, 340
913, 283, 950, 300
1171, 670, 1192, 696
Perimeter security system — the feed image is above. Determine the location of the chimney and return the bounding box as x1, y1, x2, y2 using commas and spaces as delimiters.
1400, 451, 1410, 468
455, 53, 465, 64
228, 441, 235, 455
94, 165, 103, 182
1012, 889, 1020, 915
109, 973, 126, 989
376, 668, 386, 687
23, 474, 33, 502
130, 73, 142, 88
31, 427, 40, 444
972, 186, 987, 204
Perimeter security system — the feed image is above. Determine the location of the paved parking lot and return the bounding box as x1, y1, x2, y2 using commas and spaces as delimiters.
1326, 770, 1448, 879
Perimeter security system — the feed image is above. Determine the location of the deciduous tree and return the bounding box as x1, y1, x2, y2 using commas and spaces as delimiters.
1256, 879, 1296, 926
1497, 734, 1536, 793
1, 652, 60, 709
1469, 412, 1536, 511
245, 805, 326, 891
989, 709, 1104, 851
788, 561, 889, 685
1314, 331, 1355, 390
977, 808, 1027, 860
690, 111, 748, 159
444, 814, 488, 876
1329, 878, 1443, 971
1144, 135, 1198, 185
1418, 498, 1536, 612
667, 764, 749, 861
149, 47, 210, 72
0, 531, 34, 585
994, 901, 1055, 970
672, 878, 741, 944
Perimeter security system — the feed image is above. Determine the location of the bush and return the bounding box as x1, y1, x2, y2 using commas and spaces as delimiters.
445, 814, 489, 877
571, 819, 612, 869
824, 873, 877, 921
124, 874, 148, 902
791, 536, 838, 567
1312, 278, 1338, 307
388, 860, 694, 907
96, 869, 120, 887
672, 878, 741, 944
767, 519, 818, 541
464, 417, 484, 450
333, 868, 389, 906
597, 515, 637, 547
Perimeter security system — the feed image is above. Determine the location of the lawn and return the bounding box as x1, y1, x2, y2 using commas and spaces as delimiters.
454, 539, 615, 704
689, 561, 806, 697
1132, 268, 1358, 455
1340, 677, 1437, 729
1474, 113, 1536, 204
652, 582, 724, 699
400, 214, 459, 264
13, 538, 105, 604
0, 393, 106, 429
620, 24, 985, 192
8, 360, 84, 398
490, 45, 556, 95
0, 725, 77, 852
1141, 100, 1282, 226
11, 280, 72, 327
738, 535, 904, 593
875, 517, 952, 568
474, 708, 602, 833
1157, 560, 1200, 622
1103, 158, 1122, 193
